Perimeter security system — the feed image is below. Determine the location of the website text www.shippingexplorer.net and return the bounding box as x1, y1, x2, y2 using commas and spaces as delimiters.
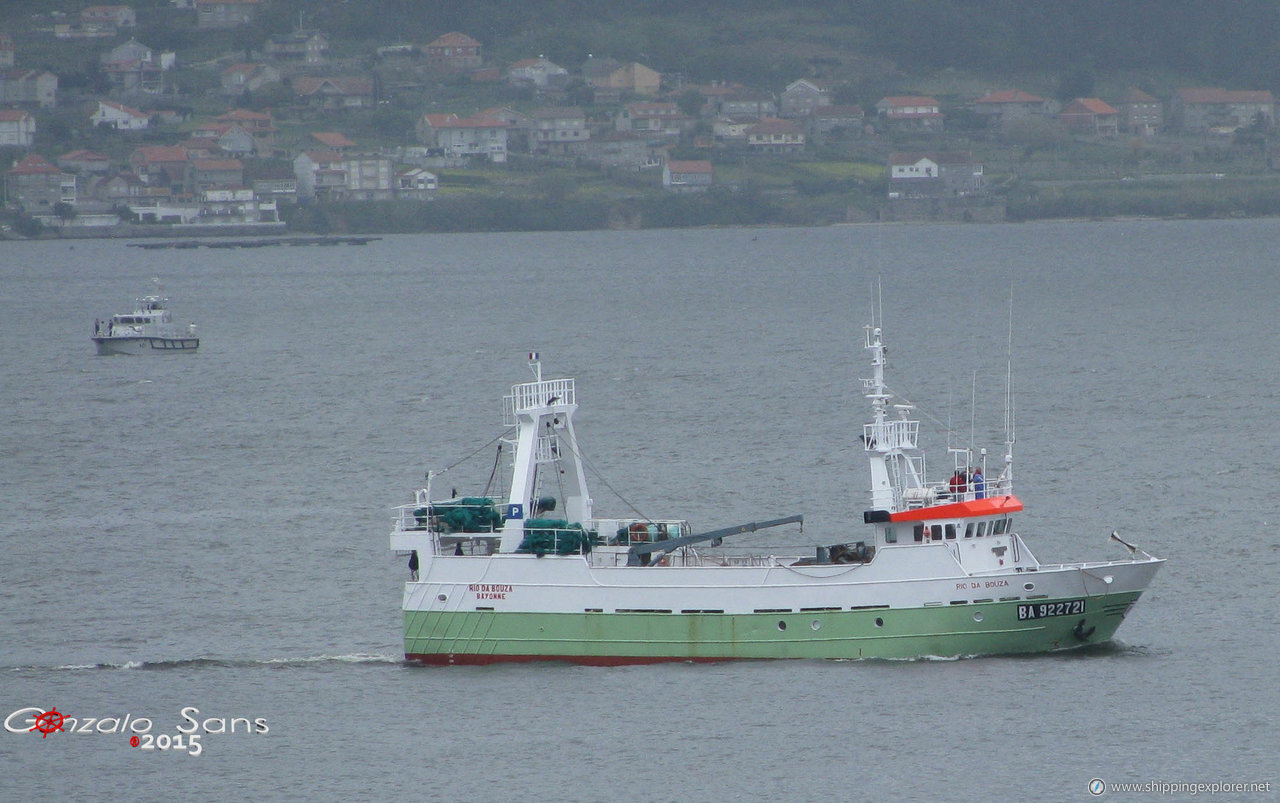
1089, 779, 1272, 796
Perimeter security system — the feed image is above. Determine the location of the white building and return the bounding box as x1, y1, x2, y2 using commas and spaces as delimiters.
0, 109, 35, 147
90, 100, 151, 130
293, 151, 394, 200
507, 57, 568, 90
416, 113, 508, 163
396, 167, 437, 199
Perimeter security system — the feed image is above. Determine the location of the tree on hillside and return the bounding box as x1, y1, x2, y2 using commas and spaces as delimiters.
1056, 69, 1095, 103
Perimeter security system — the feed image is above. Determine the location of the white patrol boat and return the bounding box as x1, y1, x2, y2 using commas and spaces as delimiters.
92, 280, 199, 355
389, 330, 1162, 665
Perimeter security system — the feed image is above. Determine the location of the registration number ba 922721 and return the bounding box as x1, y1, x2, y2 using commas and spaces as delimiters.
1017, 599, 1086, 620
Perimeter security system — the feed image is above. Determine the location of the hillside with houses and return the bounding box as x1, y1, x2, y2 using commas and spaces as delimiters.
4, 1, 1280, 236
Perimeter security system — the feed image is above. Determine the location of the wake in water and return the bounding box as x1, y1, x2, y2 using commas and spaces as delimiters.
835, 639, 1164, 664
6, 653, 404, 672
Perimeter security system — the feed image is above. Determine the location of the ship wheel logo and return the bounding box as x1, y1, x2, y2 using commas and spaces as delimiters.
30, 708, 66, 738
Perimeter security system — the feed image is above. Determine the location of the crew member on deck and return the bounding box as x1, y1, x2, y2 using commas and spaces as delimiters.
971, 467, 985, 499
949, 469, 967, 499
408, 550, 419, 581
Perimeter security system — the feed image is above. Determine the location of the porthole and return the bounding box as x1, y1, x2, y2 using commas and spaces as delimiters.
810, 620, 821, 631
874, 617, 884, 628
973, 611, 984, 623
1023, 582, 1034, 591
437, 594, 447, 601
777, 621, 787, 631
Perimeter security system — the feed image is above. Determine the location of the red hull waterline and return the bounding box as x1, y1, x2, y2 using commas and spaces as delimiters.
405, 652, 735, 667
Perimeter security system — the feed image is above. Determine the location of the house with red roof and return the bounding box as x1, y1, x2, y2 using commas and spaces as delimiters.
811, 105, 866, 137
311, 131, 357, 150
475, 106, 530, 150
293, 150, 346, 200
293, 76, 375, 110
529, 107, 586, 155
0, 108, 35, 147
712, 115, 756, 145
215, 108, 276, 151
216, 108, 273, 131
220, 62, 280, 96
177, 136, 222, 159
416, 113, 509, 162
1058, 98, 1120, 137
1170, 88, 1275, 133
875, 96, 943, 131
746, 118, 805, 153
425, 32, 482, 71
663, 160, 712, 191
89, 170, 151, 202
128, 145, 189, 191
971, 89, 1047, 129
186, 158, 243, 192
188, 121, 256, 155
4, 153, 76, 209
90, 100, 150, 130
616, 102, 691, 139
59, 150, 112, 174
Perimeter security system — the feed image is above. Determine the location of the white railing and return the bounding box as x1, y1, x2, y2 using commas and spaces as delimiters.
900, 476, 1013, 509
534, 433, 560, 463
504, 378, 575, 424
863, 418, 918, 451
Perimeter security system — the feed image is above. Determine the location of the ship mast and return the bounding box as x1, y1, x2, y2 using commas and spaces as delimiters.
1000, 295, 1016, 494
497, 353, 593, 553
861, 325, 924, 513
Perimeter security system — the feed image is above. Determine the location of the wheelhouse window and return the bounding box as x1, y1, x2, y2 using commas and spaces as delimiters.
884, 526, 898, 544
945, 524, 956, 540
913, 524, 924, 542
964, 523, 975, 538
930, 524, 943, 541
977, 521, 987, 537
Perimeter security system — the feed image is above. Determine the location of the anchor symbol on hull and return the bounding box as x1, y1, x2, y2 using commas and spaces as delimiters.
1073, 619, 1096, 642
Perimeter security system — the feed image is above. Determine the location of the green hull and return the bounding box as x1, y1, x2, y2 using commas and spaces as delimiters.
405, 592, 1143, 665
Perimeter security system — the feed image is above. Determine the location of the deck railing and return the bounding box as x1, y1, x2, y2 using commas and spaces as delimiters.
504, 378, 575, 424
900, 476, 1012, 509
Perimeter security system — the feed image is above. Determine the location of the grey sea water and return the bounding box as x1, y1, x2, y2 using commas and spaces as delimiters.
2, 220, 1277, 800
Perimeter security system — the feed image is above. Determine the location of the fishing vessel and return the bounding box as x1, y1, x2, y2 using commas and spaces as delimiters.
92, 281, 199, 355
389, 328, 1162, 665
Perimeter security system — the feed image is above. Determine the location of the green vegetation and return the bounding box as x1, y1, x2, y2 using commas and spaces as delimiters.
1007, 177, 1280, 221
283, 185, 788, 234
